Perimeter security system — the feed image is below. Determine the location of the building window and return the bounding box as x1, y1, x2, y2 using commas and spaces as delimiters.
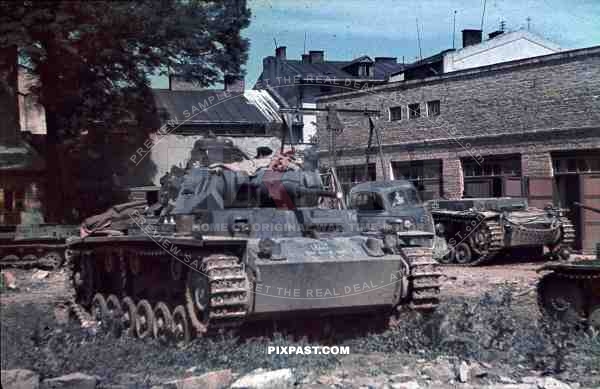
391, 160, 442, 200
408, 103, 420, 119
389, 106, 402, 121
336, 163, 376, 194
427, 100, 440, 117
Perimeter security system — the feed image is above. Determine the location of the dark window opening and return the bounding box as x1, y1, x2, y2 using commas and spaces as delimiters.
350, 192, 384, 211
392, 160, 442, 200
427, 100, 440, 116
389, 106, 402, 121
462, 155, 522, 198
337, 163, 376, 194
408, 103, 420, 119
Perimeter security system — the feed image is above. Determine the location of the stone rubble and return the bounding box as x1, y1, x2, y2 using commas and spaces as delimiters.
1, 369, 40, 389
230, 368, 295, 389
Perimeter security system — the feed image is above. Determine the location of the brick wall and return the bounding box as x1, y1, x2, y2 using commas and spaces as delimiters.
316, 47, 600, 197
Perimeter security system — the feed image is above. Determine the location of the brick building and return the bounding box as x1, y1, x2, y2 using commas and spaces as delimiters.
316, 46, 600, 253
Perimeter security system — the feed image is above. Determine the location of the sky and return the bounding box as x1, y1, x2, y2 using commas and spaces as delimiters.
152, 0, 600, 89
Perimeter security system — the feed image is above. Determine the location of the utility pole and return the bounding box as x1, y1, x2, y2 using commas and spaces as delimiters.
416, 18, 422, 60
452, 10, 457, 49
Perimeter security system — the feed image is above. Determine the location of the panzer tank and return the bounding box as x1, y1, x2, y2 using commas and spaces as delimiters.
429, 198, 574, 265
537, 202, 600, 329
66, 141, 441, 343
0, 223, 78, 269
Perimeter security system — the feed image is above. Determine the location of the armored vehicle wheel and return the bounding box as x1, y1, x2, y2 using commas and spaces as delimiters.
22, 254, 38, 264
91, 293, 109, 322
454, 243, 473, 264
121, 297, 136, 336
106, 295, 122, 320
538, 274, 585, 323
40, 252, 63, 269
172, 305, 191, 346
1, 254, 19, 265
135, 299, 155, 339
153, 302, 173, 342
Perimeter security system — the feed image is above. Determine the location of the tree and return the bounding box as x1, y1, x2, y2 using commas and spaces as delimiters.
0, 0, 250, 221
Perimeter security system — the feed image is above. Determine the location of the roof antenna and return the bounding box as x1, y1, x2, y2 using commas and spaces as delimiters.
480, 0, 487, 31
273, 37, 278, 50
416, 17, 423, 60
304, 32, 307, 54
452, 10, 457, 49
526, 17, 531, 31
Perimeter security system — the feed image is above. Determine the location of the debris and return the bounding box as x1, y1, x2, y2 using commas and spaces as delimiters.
41, 372, 97, 389
1, 369, 40, 389
162, 369, 233, 389
231, 368, 295, 389
421, 359, 454, 382
31, 270, 49, 281
1, 270, 17, 290
536, 377, 572, 389
458, 361, 470, 383
390, 381, 420, 389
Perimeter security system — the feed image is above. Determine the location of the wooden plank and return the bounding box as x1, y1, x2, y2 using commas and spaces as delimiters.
580, 174, 600, 254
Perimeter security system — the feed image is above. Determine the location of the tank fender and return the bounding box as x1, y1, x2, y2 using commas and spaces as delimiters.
395, 250, 411, 303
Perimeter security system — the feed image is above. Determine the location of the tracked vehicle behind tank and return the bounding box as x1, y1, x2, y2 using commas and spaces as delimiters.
0, 224, 78, 269
429, 198, 574, 265
66, 141, 441, 343
537, 202, 600, 329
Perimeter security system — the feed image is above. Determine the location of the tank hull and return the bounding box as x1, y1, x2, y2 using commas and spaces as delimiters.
0, 224, 78, 269
429, 198, 574, 265
537, 260, 600, 329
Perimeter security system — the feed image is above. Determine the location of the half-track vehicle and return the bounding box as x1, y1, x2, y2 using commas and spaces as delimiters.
0, 223, 78, 269
66, 139, 441, 343
537, 202, 600, 329
429, 197, 574, 265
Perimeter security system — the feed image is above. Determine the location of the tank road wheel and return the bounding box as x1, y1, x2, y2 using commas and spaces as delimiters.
91, 293, 109, 322
454, 243, 473, 265
135, 299, 155, 339
172, 305, 191, 346
537, 273, 586, 324
121, 297, 137, 336
185, 270, 210, 335
40, 251, 63, 269
106, 295, 122, 320
153, 302, 173, 343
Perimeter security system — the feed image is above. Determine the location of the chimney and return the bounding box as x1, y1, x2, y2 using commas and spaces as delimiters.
488, 30, 504, 39
462, 29, 482, 48
374, 57, 397, 64
224, 75, 244, 93
275, 46, 286, 60
301, 54, 310, 64
309, 50, 324, 64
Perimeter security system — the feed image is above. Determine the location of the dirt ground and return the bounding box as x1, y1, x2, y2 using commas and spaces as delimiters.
1, 256, 598, 388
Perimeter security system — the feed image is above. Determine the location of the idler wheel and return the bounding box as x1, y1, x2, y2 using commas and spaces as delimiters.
454, 242, 473, 264
153, 302, 173, 342
121, 297, 137, 336
135, 299, 155, 339
91, 293, 109, 322
172, 305, 191, 347
185, 271, 210, 335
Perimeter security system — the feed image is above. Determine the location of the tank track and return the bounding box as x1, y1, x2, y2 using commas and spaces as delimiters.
537, 268, 600, 325
547, 217, 575, 260
405, 247, 442, 311
186, 254, 250, 336
432, 214, 504, 266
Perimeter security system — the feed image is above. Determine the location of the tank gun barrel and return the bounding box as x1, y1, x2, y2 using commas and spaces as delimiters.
574, 202, 600, 214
